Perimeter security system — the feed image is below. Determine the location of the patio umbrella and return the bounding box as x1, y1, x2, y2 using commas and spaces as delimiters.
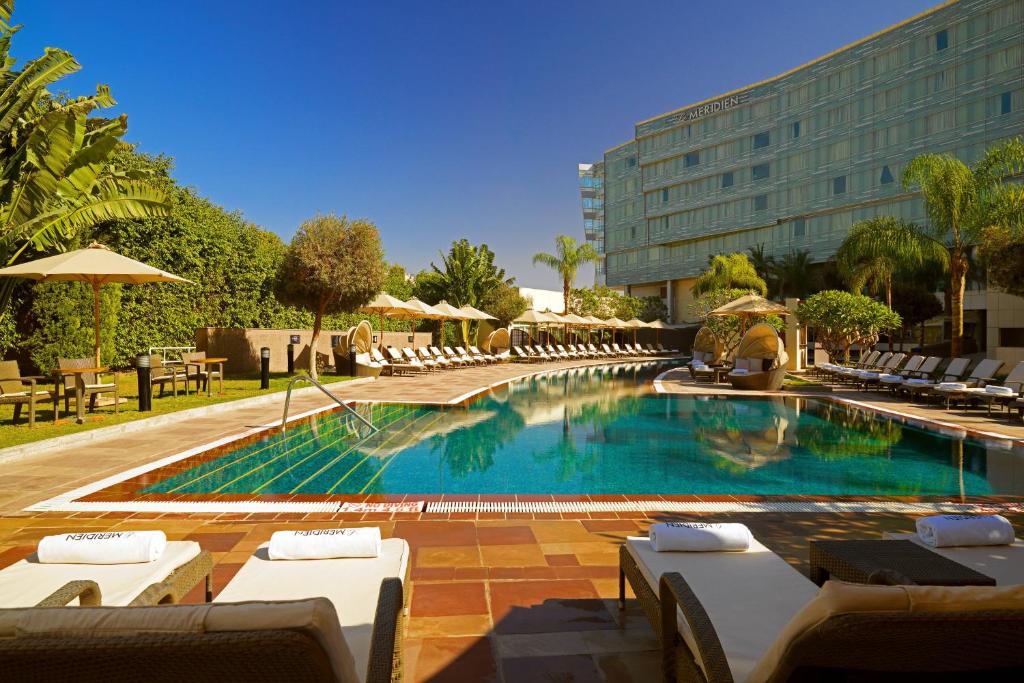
459, 304, 497, 321
0, 243, 191, 367
708, 294, 790, 335
625, 318, 649, 347
399, 297, 447, 345
358, 293, 418, 339
646, 319, 672, 345
560, 312, 589, 344
582, 315, 605, 344
604, 317, 628, 345
513, 309, 556, 345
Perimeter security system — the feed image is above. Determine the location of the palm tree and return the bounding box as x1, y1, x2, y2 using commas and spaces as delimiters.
772, 250, 816, 299
693, 253, 767, 296
532, 235, 599, 314
747, 244, 776, 295
888, 138, 1024, 356
0, 2, 169, 308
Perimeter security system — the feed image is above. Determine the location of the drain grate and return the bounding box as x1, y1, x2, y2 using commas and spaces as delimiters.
424, 500, 1018, 514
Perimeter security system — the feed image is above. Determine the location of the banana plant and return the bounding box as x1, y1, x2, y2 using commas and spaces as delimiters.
0, 0, 169, 308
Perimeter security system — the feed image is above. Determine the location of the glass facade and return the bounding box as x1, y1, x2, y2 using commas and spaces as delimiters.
578, 162, 606, 285
583, 0, 1023, 293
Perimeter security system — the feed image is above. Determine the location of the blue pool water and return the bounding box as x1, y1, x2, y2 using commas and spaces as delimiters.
144, 362, 1022, 497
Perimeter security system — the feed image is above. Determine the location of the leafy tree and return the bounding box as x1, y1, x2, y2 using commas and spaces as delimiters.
891, 138, 1024, 355
797, 290, 901, 363
0, 2, 169, 309
978, 225, 1024, 298
836, 217, 943, 309
693, 253, 767, 296
415, 239, 513, 342
276, 214, 385, 379
891, 285, 944, 349
614, 294, 643, 321
382, 263, 412, 299
638, 296, 667, 322
688, 288, 782, 358
772, 250, 817, 299
22, 280, 121, 373
532, 235, 600, 314
480, 282, 528, 326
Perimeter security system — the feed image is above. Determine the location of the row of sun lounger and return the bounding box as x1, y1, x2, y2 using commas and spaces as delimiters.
367, 345, 509, 375
816, 352, 1024, 418
512, 342, 676, 362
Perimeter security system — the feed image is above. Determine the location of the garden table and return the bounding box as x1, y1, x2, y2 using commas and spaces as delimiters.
185, 357, 227, 397
809, 540, 995, 587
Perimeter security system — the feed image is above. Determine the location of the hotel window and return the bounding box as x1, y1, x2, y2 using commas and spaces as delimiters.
751, 163, 770, 181
935, 29, 948, 51
1001, 92, 1012, 115
753, 194, 768, 212
627, 157, 636, 168
880, 165, 894, 185
793, 218, 806, 237
791, 121, 800, 139
661, 188, 669, 203
752, 131, 770, 149
684, 151, 700, 167
721, 171, 734, 188
833, 176, 847, 195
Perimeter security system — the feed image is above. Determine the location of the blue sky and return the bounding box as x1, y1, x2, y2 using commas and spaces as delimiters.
18, 1, 935, 288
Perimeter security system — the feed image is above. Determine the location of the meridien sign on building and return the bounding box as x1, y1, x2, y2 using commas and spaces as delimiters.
672, 92, 751, 124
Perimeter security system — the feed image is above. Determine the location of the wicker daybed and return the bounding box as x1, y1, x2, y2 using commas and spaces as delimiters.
726, 323, 788, 391
333, 320, 384, 378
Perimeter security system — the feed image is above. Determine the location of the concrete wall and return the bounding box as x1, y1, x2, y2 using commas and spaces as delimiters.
519, 287, 565, 314
196, 328, 434, 374
986, 290, 1024, 367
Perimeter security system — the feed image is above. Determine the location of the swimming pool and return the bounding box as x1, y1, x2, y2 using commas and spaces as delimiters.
139, 362, 1024, 498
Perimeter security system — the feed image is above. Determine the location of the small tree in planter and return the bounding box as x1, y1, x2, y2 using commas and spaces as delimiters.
797, 290, 901, 364
276, 214, 385, 379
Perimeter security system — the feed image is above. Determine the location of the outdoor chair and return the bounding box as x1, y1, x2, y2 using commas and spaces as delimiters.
0, 537, 408, 683
835, 351, 891, 383
0, 540, 212, 608
383, 347, 421, 375
602, 343, 620, 357
148, 354, 183, 398
428, 346, 462, 367
401, 347, 437, 371
883, 531, 1024, 586
57, 357, 119, 415
880, 355, 940, 392
555, 344, 577, 358
417, 347, 449, 369
934, 358, 1004, 408
369, 349, 395, 375
528, 345, 550, 361
944, 359, 1024, 414
0, 360, 58, 427
855, 352, 906, 390
181, 351, 223, 394
818, 350, 879, 380
443, 346, 475, 365
727, 323, 789, 391
657, 343, 680, 355
512, 346, 537, 362
575, 344, 594, 357
465, 346, 495, 363
588, 343, 607, 357
903, 357, 970, 400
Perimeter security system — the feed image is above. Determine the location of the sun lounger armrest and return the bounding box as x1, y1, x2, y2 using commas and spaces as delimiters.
366, 576, 404, 683
866, 568, 918, 586
37, 580, 102, 607
659, 572, 733, 683
128, 549, 214, 605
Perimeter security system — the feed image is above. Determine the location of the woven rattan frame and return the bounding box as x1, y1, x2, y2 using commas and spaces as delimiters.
129, 550, 214, 605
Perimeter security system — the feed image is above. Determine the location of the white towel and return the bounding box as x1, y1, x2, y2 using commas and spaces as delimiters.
984, 385, 1015, 396
905, 378, 931, 385
268, 527, 381, 560
879, 374, 902, 383
938, 382, 966, 391
649, 522, 752, 552
37, 531, 167, 564
729, 368, 749, 375
916, 515, 1015, 548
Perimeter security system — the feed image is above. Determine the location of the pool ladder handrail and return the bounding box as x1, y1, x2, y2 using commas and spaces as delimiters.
281, 375, 378, 434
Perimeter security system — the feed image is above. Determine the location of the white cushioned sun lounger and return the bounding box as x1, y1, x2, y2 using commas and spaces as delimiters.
883, 532, 1024, 586
0, 541, 203, 607
215, 537, 409, 683
624, 535, 817, 681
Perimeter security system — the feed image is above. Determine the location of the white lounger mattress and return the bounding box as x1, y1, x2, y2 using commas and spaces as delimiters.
626, 536, 817, 681
215, 537, 409, 683
0, 540, 200, 608
883, 532, 1024, 586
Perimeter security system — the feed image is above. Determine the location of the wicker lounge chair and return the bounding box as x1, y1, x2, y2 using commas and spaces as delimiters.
883, 532, 1024, 586
727, 323, 789, 391
401, 347, 437, 371
0, 360, 58, 426
383, 347, 422, 375
467, 346, 496, 363
0, 540, 212, 607
57, 356, 119, 414
622, 535, 1024, 683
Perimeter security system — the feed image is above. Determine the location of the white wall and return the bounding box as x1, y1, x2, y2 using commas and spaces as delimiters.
519, 287, 565, 314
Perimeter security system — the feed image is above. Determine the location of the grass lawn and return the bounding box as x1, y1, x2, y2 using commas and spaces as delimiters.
0, 371, 354, 451
784, 374, 830, 390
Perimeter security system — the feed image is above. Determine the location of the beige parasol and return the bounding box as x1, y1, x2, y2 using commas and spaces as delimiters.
513, 309, 557, 345
625, 318, 648, 346
647, 319, 672, 345
358, 293, 418, 339
708, 294, 790, 335
459, 304, 497, 321
433, 300, 472, 320
560, 312, 588, 344
0, 243, 191, 367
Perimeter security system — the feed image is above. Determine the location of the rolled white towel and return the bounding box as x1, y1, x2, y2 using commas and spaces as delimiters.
879, 374, 903, 383
729, 368, 750, 375
268, 527, 381, 560
984, 385, 1015, 396
857, 371, 879, 379
904, 378, 932, 385
916, 514, 1015, 548
937, 382, 967, 391
37, 530, 167, 564
649, 522, 752, 552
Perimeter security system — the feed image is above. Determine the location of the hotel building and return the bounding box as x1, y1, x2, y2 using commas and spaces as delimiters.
579, 0, 1024, 362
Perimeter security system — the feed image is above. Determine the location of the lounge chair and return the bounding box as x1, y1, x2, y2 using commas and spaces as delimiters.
417, 347, 450, 369
555, 344, 577, 359
369, 349, 395, 375
834, 351, 891, 384
467, 346, 496, 363
819, 350, 880, 380
443, 346, 476, 366
601, 343, 618, 357
946, 360, 1024, 414
181, 351, 223, 394
588, 343, 607, 357
855, 352, 906, 390
147, 354, 184, 397
575, 344, 594, 358
623, 535, 1024, 682
903, 357, 970, 399
727, 323, 789, 391
657, 343, 680, 355
0, 539, 211, 607
0, 360, 58, 427
401, 347, 437, 371
611, 343, 631, 356
512, 346, 537, 363
426, 346, 459, 368
881, 355, 940, 392
883, 532, 1024, 586
531, 345, 552, 361
934, 358, 1004, 407
383, 347, 423, 375
0, 539, 407, 682
57, 357, 119, 415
